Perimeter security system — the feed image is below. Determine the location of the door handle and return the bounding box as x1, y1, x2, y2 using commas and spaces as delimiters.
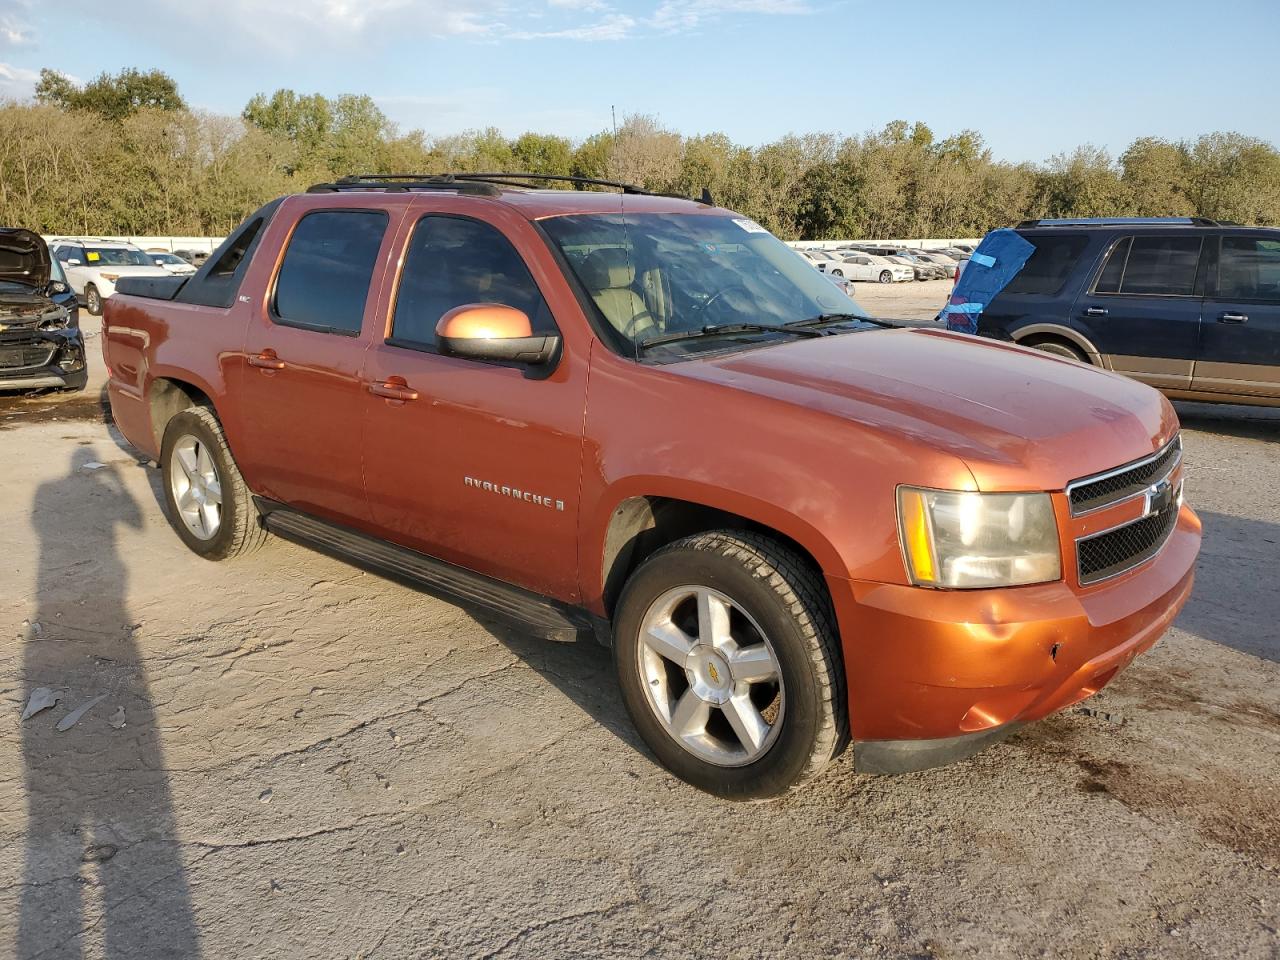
368, 379, 419, 402
1218, 312, 1249, 324
1084, 307, 1109, 317
248, 350, 285, 370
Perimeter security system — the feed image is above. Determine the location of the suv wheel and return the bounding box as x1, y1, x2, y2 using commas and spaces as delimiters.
1027, 338, 1087, 363
830, 269, 844, 277
160, 407, 268, 560
878, 270, 892, 284
613, 531, 846, 800
85, 284, 102, 316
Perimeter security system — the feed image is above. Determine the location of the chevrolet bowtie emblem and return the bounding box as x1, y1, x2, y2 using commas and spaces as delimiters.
1144, 478, 1174, 518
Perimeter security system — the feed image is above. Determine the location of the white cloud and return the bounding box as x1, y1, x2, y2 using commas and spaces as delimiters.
1, 0, 34, 47
0, 61, 38, 99
651, 0, 812, 31
511, 13, 637, 41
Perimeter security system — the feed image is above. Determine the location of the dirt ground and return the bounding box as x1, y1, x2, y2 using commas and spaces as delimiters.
1, 296, 1278, 959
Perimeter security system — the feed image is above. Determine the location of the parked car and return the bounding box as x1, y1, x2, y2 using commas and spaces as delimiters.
801, 250, 840, 271
103, 176, 1199, 799
0, 228, 87, 391
50, 239, 170, 316
954, 217, 1280, 406
173, 249, 211, 267
914, 252, 959, 278
825, 252, 914, 283
823, 270, 860, 300
882, 253, 945, 281
150, 251, 198, 276
939, 247, 972, 261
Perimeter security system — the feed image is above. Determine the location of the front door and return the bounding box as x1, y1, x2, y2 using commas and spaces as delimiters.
360, 201, 587, 602
1076, 234, 1206, 390
235, 205, 400, 526
1195, 233, 1280, 400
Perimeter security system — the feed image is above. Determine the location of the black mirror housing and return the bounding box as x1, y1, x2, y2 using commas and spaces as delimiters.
438, 333, 561, 366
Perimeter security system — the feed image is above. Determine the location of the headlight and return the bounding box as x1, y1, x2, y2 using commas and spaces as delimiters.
100, 273, 120, 283
897, 487, 1061, 588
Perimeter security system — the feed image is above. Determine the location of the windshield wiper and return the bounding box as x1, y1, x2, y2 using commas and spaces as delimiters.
784, 312, 897, 329
638, 322, 822, 350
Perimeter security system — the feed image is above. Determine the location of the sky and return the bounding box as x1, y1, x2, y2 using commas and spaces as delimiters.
1, 0, 1278, 163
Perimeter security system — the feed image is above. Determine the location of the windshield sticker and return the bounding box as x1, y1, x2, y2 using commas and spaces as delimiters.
86, 252, 100, 262
732, 219, 768, 234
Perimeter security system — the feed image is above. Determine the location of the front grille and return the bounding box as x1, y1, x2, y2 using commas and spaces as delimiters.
1077, 498, 1180, 585
0, 342, 56, 371
1067, 435, 1181, 515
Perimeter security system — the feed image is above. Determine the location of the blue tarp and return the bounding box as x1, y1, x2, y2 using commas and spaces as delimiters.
939, 228, 1036, 334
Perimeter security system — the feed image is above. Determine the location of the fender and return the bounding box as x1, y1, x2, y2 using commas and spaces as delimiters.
581, 474, 850, 615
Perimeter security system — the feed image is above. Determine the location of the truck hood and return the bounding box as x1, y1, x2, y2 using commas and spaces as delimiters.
673, 327, 1178, 492
0, 228, 51, 288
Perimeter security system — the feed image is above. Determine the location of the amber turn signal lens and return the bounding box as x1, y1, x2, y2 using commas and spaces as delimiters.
899, 488, 937, 584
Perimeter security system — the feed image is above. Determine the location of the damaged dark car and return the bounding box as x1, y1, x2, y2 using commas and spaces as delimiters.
0, 228, 87, 392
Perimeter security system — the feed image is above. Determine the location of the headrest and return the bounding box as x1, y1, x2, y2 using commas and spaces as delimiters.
579, 247, 636, 290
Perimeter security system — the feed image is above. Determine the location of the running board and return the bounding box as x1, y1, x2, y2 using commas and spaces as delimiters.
259, 503, 590, 643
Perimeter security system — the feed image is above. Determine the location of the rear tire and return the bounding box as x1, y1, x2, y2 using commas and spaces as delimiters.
878, 271, 892, 284
1026, 338, 1088, 363
830, 269, 844, 277
85, 285, 102, 316
160, 407, 268, 560
613, 530, 846, 800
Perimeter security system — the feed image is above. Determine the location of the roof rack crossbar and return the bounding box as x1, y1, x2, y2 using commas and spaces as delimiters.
306, 172, 716, 206
1016, 216, 1230, 229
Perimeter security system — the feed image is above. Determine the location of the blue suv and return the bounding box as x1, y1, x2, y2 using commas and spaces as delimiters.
963, 218, 1280, 406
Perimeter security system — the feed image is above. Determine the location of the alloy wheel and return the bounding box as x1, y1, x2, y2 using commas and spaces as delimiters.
636, 585, 785, 767
168, 434, 223, 540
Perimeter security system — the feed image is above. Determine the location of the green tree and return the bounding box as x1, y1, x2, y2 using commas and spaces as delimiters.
35, 67, 186, 120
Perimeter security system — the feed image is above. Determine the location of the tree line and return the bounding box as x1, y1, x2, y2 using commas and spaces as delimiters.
1, 67, 1278, 239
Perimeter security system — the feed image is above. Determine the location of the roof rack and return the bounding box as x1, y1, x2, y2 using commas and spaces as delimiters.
1016, 217, 1233, 229
306, 172, 714, 205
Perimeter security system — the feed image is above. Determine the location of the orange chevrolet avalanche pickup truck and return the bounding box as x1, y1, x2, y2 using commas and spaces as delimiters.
102, 174, 1200, 799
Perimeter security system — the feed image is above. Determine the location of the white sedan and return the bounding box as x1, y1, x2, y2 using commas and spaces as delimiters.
823, 252, 914, 283
150, 251, 198, 276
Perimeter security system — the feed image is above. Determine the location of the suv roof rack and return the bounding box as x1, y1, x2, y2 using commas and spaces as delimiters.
1017, 217, 1236, 229
307, 172, 715, 205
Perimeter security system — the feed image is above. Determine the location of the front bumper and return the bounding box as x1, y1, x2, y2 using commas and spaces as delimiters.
829, 504, 1200, 771
0, 328, 88, 391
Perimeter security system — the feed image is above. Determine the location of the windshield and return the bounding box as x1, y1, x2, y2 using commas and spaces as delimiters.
542, 213, 869, 357
84, 247, 153, 267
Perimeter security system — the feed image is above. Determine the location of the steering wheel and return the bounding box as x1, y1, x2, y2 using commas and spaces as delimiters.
694, 283, 754, 322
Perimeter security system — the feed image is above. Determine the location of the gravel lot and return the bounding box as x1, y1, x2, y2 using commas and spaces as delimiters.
1, 290, 1277, 959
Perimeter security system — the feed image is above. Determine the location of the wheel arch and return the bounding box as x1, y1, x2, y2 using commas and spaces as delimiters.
593, 490, 841, 619
1010, 323, 1103, 365
147, 374, 217, 456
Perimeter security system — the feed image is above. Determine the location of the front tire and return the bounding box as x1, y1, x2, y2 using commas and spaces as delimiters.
613, 531, 846, 800
831, 269, 844, 278
85, 285, 102, 316
160, 407, 268, 560
878, 270, 892, 284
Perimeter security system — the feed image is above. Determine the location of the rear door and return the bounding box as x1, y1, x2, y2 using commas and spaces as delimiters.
1074, 234, 1206, 390
235, 201, 406, 525
1195, 233, 1280, 400
359, 197, 588, 601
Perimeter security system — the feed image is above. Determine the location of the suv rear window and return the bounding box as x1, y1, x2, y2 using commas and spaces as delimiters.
273, 210, 387, 335
1218, 237, 1280, 301
1005, 233, 1089, 295
1095, 236, 1202, 297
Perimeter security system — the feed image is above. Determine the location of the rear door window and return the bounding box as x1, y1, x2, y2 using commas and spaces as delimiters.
273, 210, 388, 335
1105, 236, 1203, 297
389, 215, 555, 350
1004, 233, 1089, 295
1218, 236, 1280, 301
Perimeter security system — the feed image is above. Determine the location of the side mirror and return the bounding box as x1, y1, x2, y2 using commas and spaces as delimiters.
66, 258, 81, 266
435, 304, 560, 366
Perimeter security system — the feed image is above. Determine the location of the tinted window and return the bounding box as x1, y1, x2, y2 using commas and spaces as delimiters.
1218, 237, 1280, 301
1095, 238, 1130, 294
1116, 236, 1202, 296
274, 210, 387, 335
390, 216, 554, 348
1004, 233, 1089, 295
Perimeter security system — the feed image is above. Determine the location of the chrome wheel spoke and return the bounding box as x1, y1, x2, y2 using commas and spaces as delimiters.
696, 589, 732, 648
169, 434, 223, 541
176, 445, 199, 481
204, 478, 222, 505
643, 618, 695, 665
670, 689, 711, 737
729, 644, 778, 685
722, 694, 769, 752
